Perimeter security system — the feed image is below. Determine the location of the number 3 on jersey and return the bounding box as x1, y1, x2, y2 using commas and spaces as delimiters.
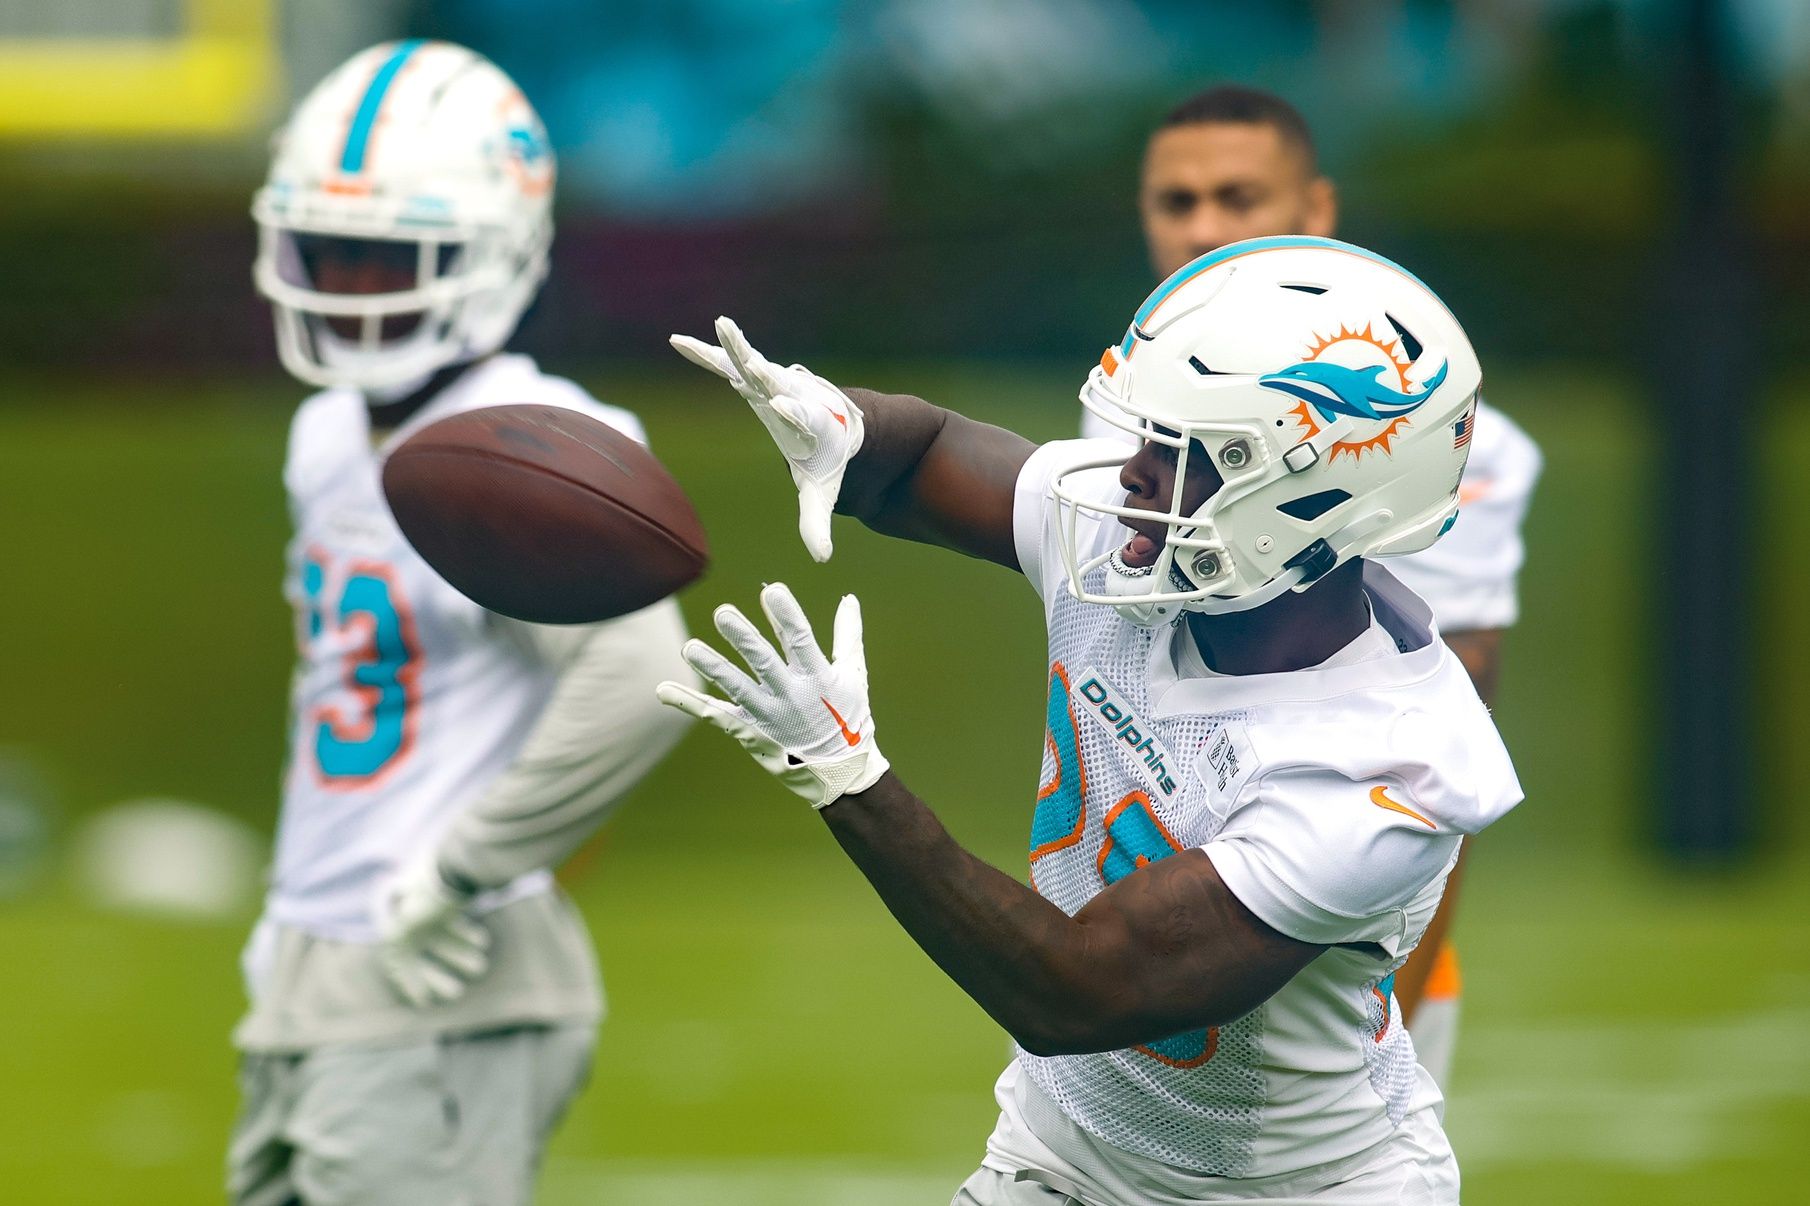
302, 554, 421, 784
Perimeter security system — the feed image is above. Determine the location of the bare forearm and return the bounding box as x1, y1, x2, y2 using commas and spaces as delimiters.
820, 773, 1098, 1051
819, 774, 1313, 1054
837, 388, 1031, 568
836, 387, 947, 525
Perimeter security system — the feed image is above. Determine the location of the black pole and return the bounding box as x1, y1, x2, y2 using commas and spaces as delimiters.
1652, 0, 1757, 859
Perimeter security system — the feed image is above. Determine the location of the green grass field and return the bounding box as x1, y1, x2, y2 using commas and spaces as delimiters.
0, 364, 1805, 1204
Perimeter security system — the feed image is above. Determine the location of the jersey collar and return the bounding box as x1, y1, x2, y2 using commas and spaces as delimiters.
1143, 563, 1446, 717
373, 354, 538, 455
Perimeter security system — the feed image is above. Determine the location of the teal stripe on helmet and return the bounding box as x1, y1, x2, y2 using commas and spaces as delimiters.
1118, 236, 1449, 360
340, 39, 427, 174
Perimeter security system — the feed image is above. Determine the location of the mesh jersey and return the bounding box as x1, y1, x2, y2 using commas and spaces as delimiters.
1009, 441, 1523, 1179
1080, 397, 1541, 634
265, 354, 649, 942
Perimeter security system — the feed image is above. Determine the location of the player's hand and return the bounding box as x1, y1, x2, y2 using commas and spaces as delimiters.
372, 855, 492, 1008
670, 317, 862, 562
655, 582, 889, 809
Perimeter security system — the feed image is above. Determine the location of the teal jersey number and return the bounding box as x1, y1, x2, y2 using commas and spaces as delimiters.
1029, 662, 1218, 1069
1030, 664, 1087, 862
303, 556, 420, 784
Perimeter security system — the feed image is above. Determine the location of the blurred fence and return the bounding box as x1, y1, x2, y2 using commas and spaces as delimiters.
0, 0, 1803, 371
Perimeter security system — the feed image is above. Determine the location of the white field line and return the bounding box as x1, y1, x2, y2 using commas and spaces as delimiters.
540, 1157, 960, 1206
1448, 1003, 1810, 1169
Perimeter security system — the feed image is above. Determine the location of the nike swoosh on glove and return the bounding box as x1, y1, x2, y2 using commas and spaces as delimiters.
670, 316, 862, 562
655, 582, 889, 809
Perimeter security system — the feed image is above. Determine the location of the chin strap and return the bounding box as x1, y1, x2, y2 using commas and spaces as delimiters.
1184, 564, 1308, 616
1180, 507, 1397, 616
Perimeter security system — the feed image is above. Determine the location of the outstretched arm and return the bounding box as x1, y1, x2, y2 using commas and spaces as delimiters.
674, 318, 1034, 570
657, 583, 1324, 1052
823, 774, 1323, 1054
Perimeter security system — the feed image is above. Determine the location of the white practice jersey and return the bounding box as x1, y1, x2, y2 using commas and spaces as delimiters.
264, 354, 648, 942
1382, 399, 1540, 632
1007, 442, 1523, 1181
1082, 397, 1541, 634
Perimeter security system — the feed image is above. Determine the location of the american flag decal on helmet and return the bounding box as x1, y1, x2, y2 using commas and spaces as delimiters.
1452, 406, 1475, 449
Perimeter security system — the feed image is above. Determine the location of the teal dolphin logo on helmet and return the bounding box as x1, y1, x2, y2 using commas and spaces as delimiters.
1259, 357, 1448, 425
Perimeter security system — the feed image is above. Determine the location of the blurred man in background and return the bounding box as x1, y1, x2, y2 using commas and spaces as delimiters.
1084, 85, 1543, 1088
229, 40, 690, 1205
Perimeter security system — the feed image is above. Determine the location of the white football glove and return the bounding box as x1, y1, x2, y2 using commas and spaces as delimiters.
655, 582, 889, 809
670, 316, 863, 562
372, 855, 492, 1008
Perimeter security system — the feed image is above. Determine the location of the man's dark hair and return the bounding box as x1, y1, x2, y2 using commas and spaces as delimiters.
1157, 85, 1318, 171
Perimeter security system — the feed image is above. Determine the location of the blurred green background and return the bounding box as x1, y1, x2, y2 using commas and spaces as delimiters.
2, 0, 1808, 1202
0, 366, 1805, 1204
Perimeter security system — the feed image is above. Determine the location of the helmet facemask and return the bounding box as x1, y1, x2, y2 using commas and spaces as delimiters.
254, 219, 548, 394
1059, 364, 1315, 627
251, 41, 557, 396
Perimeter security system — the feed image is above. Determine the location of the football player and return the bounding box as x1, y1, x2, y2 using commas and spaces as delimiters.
1086, 85, 1543, 1085
665, 236, 1521, 1203
228, 41, 691, 1206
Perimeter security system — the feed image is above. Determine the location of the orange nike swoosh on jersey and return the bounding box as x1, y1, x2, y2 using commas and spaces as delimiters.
1370, 785, 1437, 829
822, 697, 860, 746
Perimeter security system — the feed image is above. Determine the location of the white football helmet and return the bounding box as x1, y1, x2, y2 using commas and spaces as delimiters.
1057, 235, 1482, 626
252, 40, 556, 393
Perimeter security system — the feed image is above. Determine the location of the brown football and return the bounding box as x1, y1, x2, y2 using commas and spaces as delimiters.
382, 403, 708, 624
